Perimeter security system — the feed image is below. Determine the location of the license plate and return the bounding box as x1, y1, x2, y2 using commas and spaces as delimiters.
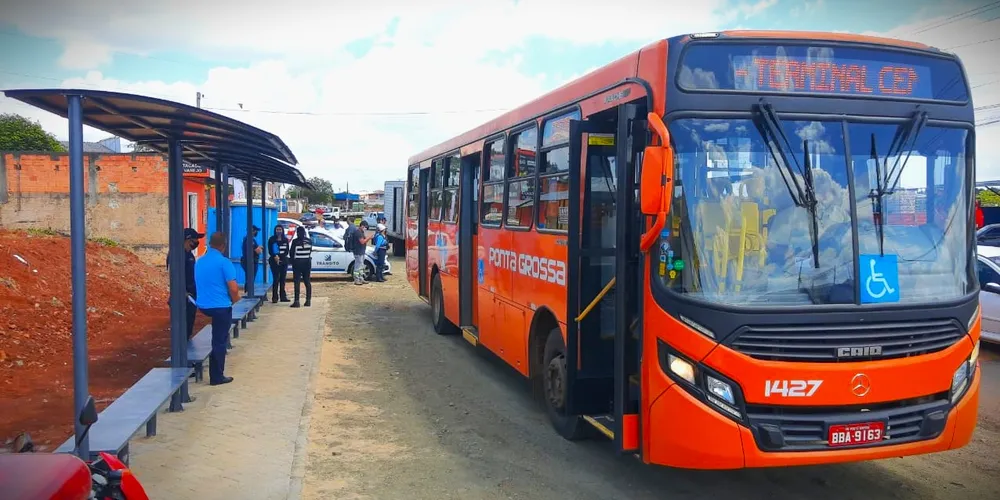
828, 421, 885, 447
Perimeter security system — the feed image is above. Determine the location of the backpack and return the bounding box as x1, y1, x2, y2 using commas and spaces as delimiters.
343, 226, 355, 253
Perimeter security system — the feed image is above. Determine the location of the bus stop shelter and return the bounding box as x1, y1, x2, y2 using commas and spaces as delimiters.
2, 89, 311, 459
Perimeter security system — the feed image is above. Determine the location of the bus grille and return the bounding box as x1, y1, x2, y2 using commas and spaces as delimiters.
728, 318, 965, 362
745, 393, 950, 452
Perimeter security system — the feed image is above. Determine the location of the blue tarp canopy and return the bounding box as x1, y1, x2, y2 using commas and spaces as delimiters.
333, 191, 360, 201
3, 88, 310, 188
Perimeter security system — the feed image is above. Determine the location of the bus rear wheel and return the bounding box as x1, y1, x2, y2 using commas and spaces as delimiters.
542, 327, 592, 441
431, 274, 459, 335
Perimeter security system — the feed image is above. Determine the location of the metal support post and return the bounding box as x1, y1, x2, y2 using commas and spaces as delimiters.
244, 176, 255, 296
214, 163, 223, 233
67, 95, 90, 460
260, 180, 268, 284
221, 165, 230, 243
167, 139, 188, 411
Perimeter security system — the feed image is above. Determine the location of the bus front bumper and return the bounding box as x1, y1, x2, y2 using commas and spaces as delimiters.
645, 367, 980, 469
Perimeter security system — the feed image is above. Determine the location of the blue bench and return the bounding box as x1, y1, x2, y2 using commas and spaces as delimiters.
165, 325, 214, 382
56, 367, 193, 464
231, 298, 258, 338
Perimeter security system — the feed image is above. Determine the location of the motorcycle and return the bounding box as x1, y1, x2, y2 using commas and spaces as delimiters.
0, 396, 150, 500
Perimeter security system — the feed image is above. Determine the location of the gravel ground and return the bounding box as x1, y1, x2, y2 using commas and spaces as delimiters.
301, 256, 1000, 500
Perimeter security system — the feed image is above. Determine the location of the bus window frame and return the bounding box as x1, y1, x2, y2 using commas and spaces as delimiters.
442, 152, 461, 225
673, 39, 972, 107
407, 165, 420, 220
430, 158, 445, 222
652, 109, 977, 319
481, 133, 507, 229
505, 123, 539, 232
536, 107, 582, 235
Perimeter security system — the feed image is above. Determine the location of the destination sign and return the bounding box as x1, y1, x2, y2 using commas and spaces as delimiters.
731, 56, 932, 98
678, 44, 968, 102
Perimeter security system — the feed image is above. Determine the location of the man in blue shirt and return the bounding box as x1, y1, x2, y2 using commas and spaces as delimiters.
195, 232, 240, 386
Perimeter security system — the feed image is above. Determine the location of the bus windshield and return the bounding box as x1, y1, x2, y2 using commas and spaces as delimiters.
660, 117, 971, 306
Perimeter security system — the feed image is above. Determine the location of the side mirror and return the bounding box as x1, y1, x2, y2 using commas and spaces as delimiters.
639, 112, 675, 253
986, 282, 1000, 294
640, 112, 674, 216
79, 396, 98, 426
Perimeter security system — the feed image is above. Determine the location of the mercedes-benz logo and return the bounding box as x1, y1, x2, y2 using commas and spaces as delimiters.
850, 373, 872, 397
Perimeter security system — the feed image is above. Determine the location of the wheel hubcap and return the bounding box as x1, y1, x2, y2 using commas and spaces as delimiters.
545, 354, 567, 410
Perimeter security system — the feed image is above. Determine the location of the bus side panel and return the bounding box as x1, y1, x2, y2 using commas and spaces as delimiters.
510, 232, 570, 325
496, 298, 529, 375
477, 226, 507, 355
406, 216, 419, 295
428, 219, 443, 275
440, 221, 461, 327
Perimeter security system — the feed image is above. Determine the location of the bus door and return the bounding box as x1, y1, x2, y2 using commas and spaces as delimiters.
566, 104, 644, 452
566, 117, 619, 417
459, 152, 481, 336
418, 167, 430, 298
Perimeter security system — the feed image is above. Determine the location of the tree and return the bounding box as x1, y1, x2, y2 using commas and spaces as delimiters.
287, 176, 334, 204
129, 142, 158, 153
0, 113, 64, 152
978, 188, 1000, 207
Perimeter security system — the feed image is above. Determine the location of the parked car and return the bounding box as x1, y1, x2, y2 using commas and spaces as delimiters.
299, 212, 319, 228
976, 245, 1000, 344
307, 226, 391, 279
977, 223, 1000, 246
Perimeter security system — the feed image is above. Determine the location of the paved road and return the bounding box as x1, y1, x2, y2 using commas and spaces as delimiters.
301, 258, 1000, 500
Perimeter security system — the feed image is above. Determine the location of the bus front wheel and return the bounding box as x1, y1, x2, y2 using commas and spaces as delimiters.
542, 328, 592, 441
431, 274, 459, 335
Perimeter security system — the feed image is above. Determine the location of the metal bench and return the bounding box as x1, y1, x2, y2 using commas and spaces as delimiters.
55, 367, 193, 464
165, 325, 214, 382
230, 298, 258, 338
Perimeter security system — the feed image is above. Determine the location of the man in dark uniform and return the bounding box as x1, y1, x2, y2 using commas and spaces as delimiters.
167, 227, 204, 340
267, 225, 291, 303
288, 226, 313, 308
240, 225, 262, 280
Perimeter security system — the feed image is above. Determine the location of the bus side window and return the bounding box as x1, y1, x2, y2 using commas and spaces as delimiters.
482, 138, 505, 227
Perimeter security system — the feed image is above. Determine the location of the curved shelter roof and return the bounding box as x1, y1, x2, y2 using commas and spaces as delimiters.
3, 88, 309, 187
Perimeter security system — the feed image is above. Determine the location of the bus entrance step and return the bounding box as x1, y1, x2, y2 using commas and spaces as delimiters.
583, 415, 615, 439
461, 326, 478, 346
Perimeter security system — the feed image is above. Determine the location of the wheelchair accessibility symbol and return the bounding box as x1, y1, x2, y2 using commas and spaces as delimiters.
859, 254, 900, 304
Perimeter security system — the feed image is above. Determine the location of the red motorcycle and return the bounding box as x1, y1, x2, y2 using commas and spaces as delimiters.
0, 396, 150, 499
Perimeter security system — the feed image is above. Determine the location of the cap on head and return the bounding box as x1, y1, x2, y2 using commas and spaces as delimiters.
252, 225, 260, 232
184, 228, 205, 240
376, 223, 386, 232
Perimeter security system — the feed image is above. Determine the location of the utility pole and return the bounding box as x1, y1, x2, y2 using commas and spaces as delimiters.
196, 91, 203, 108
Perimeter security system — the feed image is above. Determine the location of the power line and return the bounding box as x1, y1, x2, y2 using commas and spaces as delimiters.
944, 36, 1000, 50
202, 106, 511, 116
907, 1, 1000, 35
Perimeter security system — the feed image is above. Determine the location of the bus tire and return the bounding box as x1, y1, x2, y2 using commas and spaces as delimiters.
431, 274, 459, 335
542, 327, 592, 441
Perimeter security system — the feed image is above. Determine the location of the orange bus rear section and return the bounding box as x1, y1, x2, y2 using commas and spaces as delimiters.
404, 30, 980, 469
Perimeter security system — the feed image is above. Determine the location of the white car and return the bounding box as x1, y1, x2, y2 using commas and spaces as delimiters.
976, 245, 1000, 344
274, 219, 388, 278
303, 226, 391, 279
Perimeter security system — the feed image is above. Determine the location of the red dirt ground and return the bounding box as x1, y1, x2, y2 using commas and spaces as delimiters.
0, 230, 209, 452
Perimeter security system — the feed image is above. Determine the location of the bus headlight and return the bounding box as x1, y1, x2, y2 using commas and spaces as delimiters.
658, 341, 746, 423
950, 341, 978, 403
667, 354, 696, 385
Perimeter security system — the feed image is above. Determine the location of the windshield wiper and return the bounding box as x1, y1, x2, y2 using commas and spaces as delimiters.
868, 110, 928, 256
752, 101, 820, 268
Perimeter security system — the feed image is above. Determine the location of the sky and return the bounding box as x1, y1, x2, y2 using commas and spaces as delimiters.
1, 0, 999, 192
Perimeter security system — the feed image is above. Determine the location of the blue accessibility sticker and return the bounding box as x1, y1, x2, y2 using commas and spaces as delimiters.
660, 229, 670, 238
477, 258, 485, 284
859, 254, 900, 304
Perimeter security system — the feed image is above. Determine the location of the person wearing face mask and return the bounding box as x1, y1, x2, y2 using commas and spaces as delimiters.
166, 227, 204, 341
267, 225, 291, 303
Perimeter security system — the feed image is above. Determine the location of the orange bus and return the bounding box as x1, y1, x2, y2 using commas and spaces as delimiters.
405, 30, 981, 469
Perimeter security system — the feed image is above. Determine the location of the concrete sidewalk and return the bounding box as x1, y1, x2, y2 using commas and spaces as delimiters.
130, 296, 327, 500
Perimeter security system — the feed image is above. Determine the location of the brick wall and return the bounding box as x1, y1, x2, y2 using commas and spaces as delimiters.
0, 152, 173, 265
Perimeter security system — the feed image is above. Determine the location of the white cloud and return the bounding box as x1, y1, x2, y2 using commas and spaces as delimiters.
862, 13, 1000, 180
2, 0, 771, 191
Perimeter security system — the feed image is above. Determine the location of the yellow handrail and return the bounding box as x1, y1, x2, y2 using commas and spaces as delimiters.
575, 277, 616, 322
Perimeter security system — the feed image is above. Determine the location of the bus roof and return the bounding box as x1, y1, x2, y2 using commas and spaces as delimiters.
408, 30, 936, 165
